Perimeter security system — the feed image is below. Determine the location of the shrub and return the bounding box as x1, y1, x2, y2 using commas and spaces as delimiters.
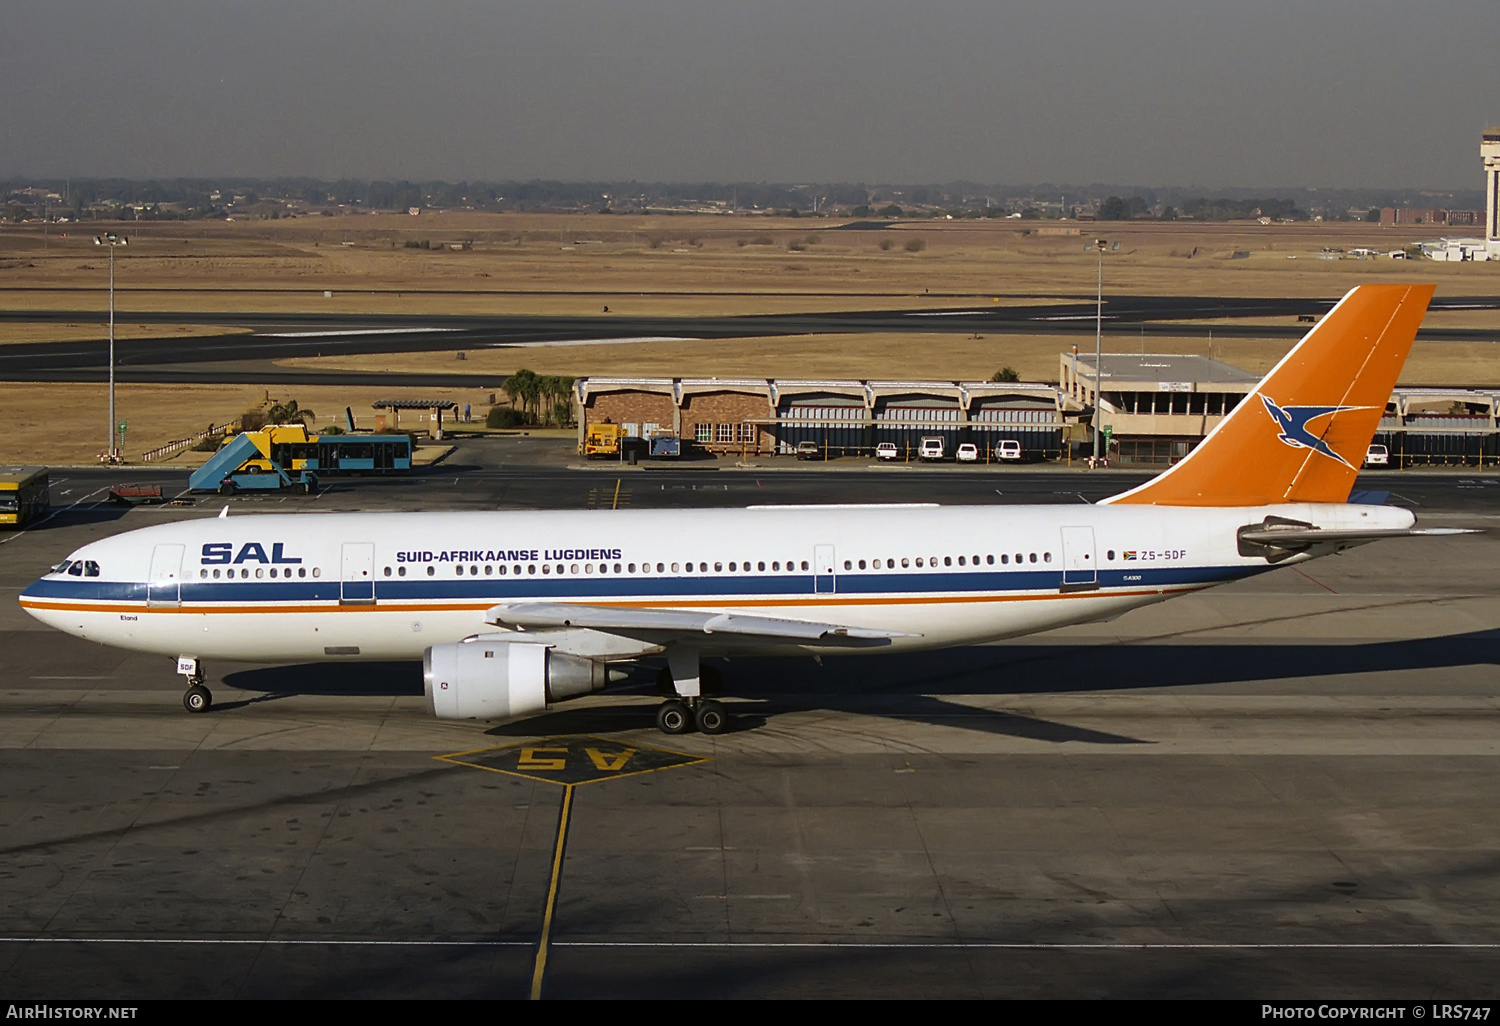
990, 366, 1021, 383
487, 406, 527, 429
904, 238, 927, 253
878, 239, 894, 251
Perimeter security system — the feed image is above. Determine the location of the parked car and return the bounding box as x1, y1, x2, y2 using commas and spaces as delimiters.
1364, 443, 1389, 467
995, 440, 1022, 461
919, 437, 945, 461
795, 440, 822, 460
875, 441, 899, 460
956, 443, 979, 462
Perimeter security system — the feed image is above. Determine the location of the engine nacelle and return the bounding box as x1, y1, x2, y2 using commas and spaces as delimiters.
424, 640, 608, 720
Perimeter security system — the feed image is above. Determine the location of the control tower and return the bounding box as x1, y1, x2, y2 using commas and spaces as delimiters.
1486, 128, 1500, 253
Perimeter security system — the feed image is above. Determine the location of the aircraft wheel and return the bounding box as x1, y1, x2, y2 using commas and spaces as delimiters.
183, 684, 212, 714
695, 699, 728, 735
656, 699, 691, 735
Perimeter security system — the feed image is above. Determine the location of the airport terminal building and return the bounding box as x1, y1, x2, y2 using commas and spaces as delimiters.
573, 377, 1075, 458
573, 361, 1500, 467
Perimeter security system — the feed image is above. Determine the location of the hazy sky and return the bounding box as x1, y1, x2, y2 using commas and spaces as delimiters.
4, 1, 1496, 188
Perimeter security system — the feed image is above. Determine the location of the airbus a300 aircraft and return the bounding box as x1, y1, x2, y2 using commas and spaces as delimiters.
21, 284, 1457, 735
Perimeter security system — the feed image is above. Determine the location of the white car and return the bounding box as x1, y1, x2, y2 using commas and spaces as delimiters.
875, 442, 899, 460
1364, 444, 1389, 467
919, 437, 945, 461
956, 443, 979, 462
995, 440, 1022, 461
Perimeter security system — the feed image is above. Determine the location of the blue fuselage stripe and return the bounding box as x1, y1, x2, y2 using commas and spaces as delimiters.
23, 564, 1261, 605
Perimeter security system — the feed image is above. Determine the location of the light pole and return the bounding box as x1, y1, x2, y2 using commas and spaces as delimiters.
1092, 238, 1107, 465
94, 233, 127, 462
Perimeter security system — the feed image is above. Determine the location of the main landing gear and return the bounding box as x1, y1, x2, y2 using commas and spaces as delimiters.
177, 656, 212, 713
654, 647, 728, 736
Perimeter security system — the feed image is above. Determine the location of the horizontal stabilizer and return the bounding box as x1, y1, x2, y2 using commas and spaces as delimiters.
1237, 521, 1477, 562
486, 602, 919, 643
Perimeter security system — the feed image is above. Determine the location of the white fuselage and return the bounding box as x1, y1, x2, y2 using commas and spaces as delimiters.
20, 502, 1415, 665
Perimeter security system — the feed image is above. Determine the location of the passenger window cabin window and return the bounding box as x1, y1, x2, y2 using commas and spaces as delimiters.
255, 568, 264, 579
527, 565, 536, 575
585, 564, 593, 575
614, 563, 622, 574
1029, 553, 1037, 563
300, 567, 307, 578
486, 565, 493, 575
1044, 552, 1052, 563
1001, 554, 1009, 564
758, 561, 766, 571
213, 569, 221, 579
844, 560, 852, 570
672, 562, 680, 573
471, 565, 478, 576
944, 557, 952, 567
398, 566, 406, 577
858, 559, 866, 570
700, 562, 708, 572
200, 569, 208, 579
715, 562, 724, 572
728, 562, 736, 572
1107, 550, 1115, 560
428, 566, 436, 576
957, 556, 965, 566
313, 568, 321, 578
902, 558, 909, 568
986, 555, 995, 565
801, 561, 809, 571
383, 567, 391, 577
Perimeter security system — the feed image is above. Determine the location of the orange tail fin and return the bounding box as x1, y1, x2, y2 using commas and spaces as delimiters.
1103, 283, 1435, 507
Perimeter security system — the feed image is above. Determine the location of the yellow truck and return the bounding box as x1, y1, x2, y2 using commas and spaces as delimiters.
0, 465, 49, 528
218, 424, 319, 473
583, 423, 624, 458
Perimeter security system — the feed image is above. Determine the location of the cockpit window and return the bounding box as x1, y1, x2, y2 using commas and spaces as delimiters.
52, 560, 73, 575
68, 563, 83, 576
84, 561, 100, 577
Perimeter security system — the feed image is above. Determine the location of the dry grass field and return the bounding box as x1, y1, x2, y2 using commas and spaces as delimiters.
2, 214, 1497, 463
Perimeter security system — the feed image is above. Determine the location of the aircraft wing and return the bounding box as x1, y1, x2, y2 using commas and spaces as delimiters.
485, 602, 920, 645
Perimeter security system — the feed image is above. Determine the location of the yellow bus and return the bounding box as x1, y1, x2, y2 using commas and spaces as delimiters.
0, 466, 49, 528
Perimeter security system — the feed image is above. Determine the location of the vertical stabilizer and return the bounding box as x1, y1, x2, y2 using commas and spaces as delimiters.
1103, 284, 1435, 507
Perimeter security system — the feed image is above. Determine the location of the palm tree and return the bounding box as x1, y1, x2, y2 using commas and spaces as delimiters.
266, 398, 315, 425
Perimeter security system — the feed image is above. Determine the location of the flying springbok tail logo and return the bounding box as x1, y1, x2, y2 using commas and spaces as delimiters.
1260, 397, 1376, 470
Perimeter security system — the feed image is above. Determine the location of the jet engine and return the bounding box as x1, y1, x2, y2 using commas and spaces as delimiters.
424, 639, 608, 720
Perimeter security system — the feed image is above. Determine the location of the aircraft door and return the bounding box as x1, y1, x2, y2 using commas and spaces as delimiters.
147, 544, 184, 607
814, 544, 836, 594
1060, 526, 1098, 589
340, 542, 375, 604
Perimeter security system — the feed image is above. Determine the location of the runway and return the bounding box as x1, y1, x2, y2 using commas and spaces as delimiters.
2, 293, 1498, 384
2, 450, 1499, 997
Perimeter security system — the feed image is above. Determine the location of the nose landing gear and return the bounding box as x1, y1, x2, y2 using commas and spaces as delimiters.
176, 656, 212, 713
